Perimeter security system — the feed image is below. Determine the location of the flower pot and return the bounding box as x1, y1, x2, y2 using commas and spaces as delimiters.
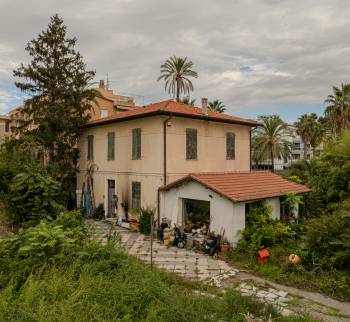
220, 243, 230, 252
288, 254, 302, 265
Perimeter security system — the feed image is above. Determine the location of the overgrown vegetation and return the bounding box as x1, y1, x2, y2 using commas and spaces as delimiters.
0, 213, 310, 321
231, 132, 350, 301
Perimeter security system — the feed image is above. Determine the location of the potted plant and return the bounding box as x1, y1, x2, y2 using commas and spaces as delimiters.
220, 236, 230, 252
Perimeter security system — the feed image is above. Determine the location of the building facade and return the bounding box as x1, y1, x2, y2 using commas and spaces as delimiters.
0, 115, 11, 145
76, 99, 256, 219
253, 124, 323, 171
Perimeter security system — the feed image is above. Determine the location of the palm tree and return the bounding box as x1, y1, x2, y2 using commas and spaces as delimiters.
309, 117, 324, 158
253, 115, 290, 172
208, 99, 226, 113
324, 83, 350, 138
157, 56, 198, 102
180, 96, 196, 106
295, 114, 316, 160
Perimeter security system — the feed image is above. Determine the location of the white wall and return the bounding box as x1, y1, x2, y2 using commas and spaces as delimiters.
160, 181, 246, 244
264, 197, 281, 220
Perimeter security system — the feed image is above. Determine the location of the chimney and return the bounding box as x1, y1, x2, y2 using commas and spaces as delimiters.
99, 80, 105, 89
201, 98, 208, 115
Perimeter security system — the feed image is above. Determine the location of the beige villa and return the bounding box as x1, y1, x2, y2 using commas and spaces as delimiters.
0, 115, 11, 145
77, 98, 310, 244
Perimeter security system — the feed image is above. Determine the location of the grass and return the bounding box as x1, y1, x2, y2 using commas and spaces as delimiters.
226, 246, 350, 302
0, 242, 314, 321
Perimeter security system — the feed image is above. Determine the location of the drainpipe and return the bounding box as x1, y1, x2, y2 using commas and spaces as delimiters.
159, 114, 172, 225
163, 114, 172, 185
250, 126, 257, 171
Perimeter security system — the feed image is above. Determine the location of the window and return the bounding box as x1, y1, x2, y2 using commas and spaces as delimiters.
293, 142, 300, 149
87, 135, 94, 161
101, 109, 108, 118
226, 132, 235, 160
186, 128, 197, 160
107, 132, 115, 160
132, 128, 141, 160
5, 121, 10, 133
131, 181, 141, 210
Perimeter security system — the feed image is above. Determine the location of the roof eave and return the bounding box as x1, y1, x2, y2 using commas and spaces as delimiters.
82, 110, 258, 128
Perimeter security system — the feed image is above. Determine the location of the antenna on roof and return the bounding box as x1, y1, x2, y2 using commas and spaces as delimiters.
106, 73, 110, 89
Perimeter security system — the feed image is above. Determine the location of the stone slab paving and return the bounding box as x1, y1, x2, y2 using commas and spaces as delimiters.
88, 219, 236, 281
88, 219, 350, 321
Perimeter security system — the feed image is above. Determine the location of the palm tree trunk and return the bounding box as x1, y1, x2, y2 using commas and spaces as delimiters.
270, 148, 275, 172
176, 78, 180, 102
303, 142, 307, 160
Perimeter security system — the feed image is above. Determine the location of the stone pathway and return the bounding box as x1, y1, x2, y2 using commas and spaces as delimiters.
88, 219, 350, 321
88, 219, 237, 280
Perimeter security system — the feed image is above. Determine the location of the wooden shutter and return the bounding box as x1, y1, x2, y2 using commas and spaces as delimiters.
107, 132, 115, 160
132, 181, 141, 209
226, 132, 235, 160
186, 128, 197, 160
132, 128, 141, 160
87, 135, 94, 161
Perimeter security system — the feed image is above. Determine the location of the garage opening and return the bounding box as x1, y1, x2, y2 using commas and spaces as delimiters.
183, 198, 210, 227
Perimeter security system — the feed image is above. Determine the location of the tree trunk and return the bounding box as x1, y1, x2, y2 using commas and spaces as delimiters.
176, 78, 180, 102
270, 147, 275, 172
303, 142, 308, 160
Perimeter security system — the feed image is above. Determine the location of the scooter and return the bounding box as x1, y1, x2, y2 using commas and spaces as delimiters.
204, 234, 221, 256
173, 226, 186, 248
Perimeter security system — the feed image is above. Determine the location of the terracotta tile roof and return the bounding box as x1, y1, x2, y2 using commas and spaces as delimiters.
160, 171, 311, 203
84, 100, 258, 128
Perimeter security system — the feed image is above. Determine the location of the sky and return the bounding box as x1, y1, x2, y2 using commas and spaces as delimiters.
1, 0, 350, 122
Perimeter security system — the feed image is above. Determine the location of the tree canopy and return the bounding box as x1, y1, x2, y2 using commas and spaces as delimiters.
13, 14, 97, 203
158, 56, 198, 101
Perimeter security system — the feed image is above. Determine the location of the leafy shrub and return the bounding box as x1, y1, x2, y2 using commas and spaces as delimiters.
303, 201, 350, 271
0, 211, 85, 263
237, 204, 295, 251
138, 207, 154, 235
7, 170, 64, 225
92, 203, 105, 220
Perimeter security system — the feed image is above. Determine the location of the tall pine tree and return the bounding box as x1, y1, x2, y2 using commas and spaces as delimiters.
13, 14, 96, 205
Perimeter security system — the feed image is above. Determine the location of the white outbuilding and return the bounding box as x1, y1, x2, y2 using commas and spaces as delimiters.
159, 171, 310, 245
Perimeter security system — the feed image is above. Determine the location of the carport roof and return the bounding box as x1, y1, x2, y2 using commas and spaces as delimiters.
159, 171, 311, 203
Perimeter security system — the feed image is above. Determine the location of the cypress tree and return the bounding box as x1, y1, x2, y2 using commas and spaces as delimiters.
13, 14, 96, 205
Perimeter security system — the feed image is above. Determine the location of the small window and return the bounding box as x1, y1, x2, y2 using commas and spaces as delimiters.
101, 109, 108, 118
131, 181, 141, 210
5, 121, 10, 133
107, 132, 115, 160
132, 128, 141, 160
87, 135, 94, 161
226, 132, 235, 160
186, 128, 197, 160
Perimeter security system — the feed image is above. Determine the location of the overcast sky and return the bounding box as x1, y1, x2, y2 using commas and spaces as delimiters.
1, 0, 350, 122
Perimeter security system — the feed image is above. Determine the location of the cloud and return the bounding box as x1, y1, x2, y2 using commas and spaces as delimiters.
0, 0, 349, 120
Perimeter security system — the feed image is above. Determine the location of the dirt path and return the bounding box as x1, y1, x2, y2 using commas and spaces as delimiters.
89, 219, 350, 321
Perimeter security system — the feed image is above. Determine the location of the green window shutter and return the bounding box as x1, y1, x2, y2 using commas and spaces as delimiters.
226, 132, 235, 160
132, 128, 141, 160
87, 135, 94, 161
131, 181, 141, 209
107, 132, 115, 160
186, 128, 197, 160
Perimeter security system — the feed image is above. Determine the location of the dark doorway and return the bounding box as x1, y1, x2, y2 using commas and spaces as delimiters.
183, 198, 210, 227
107, 179, 116, 217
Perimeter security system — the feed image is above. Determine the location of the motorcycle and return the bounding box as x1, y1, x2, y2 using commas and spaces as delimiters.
204, 234, 221, 256
173, 226, 185, 248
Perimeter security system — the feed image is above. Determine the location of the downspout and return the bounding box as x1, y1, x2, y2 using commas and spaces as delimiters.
159, 114, 172, 225
250, 128, 252, 171
250, 126, 257, 171
163, 114, 172, 185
